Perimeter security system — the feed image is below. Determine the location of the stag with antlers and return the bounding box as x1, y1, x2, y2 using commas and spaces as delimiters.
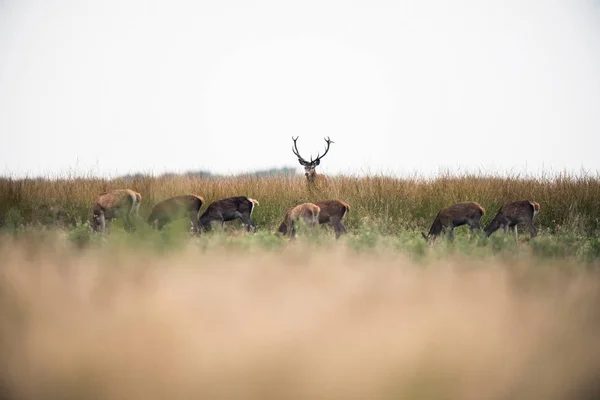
292, 136, 334, 188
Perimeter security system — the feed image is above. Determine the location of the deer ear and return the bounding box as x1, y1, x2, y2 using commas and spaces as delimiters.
421, 232, 428, 240
314, 159, 320, 166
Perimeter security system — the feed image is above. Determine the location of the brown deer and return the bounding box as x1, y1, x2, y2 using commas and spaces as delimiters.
92, 189, 141, 233
147, 195, 205, 234
292, 136, 334, 188
484, 200, 540, 242
421, 201, 486, 245
199, 196, 260, 233
312, 199, 350, 238
277, 203, 321, 238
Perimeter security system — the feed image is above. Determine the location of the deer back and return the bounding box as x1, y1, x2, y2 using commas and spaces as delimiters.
500, 200, 537, 222
94, 189, 137, 218
289, 203, 320, 224
148, 195, 204, 222
313, 199, 349, 224
200, 196, 256, 220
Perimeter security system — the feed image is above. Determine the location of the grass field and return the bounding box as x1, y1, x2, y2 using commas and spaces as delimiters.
1, 171, 599, 234
1, 172, 600, 399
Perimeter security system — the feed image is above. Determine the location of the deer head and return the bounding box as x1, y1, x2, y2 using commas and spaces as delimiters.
291, 136, 334, 183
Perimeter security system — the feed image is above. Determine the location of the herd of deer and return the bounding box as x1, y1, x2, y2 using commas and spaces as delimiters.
90, 137, 541, 244
420, 200, 541, 245
91, 190, 350, 239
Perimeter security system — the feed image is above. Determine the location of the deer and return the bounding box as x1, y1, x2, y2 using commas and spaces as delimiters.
147, 195, 205, 234
92, 189, 142, 233
277, 203, 321, 238
291, 136, 334, 188
198, 196, 260, 233
484, 200, 541, 242
421, 201, 486, 245
312, 199, 350, 239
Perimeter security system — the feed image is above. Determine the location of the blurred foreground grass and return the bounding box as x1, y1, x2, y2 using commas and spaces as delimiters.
1, 233, 599, 400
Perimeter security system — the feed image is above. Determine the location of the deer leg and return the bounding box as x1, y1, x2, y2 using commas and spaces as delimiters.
128, 214, 136, 232
232, 211, 248, 232
334, 220, 347, 239
329, 217, 340, 238
312, 219, 320, 232
189, 212, 200, 235
469, 221, 482, 240
448, 226, 455, 242
118, 212, 129, 233
338, 219, 347, 234
96, 212, 106, 233
513, 225, 519, 243
238, 212, 256, 233
526, 220, 537, 239
248, 216, 258, 233
203, 215, 223, 232
216, 212, 227, 230
474, 221, 483, 234
330, 222, 338, 238
124, 208, 137, 233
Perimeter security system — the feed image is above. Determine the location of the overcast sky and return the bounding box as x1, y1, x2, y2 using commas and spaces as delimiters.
1, 0, 599, 178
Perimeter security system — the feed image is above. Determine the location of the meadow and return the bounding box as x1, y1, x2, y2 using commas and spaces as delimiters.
1, 171, 599, 233
1, 172, 600, 399
1, 171, 599, 262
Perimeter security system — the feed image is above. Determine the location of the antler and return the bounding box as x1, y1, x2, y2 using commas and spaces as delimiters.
292, 136, 309, 164
314, 137, 334, 162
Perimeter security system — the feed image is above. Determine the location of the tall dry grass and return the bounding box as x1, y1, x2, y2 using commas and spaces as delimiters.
1, 237, 599, 400
0, 172, 599, 235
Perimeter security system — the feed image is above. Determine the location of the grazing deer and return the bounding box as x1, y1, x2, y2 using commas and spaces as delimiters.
484, 200, 540, 242
147, 195, 205, 234
277, 203, 321, 238
312, 199, 350, 239
199, 196, 260, 233
92, 189, 141, 233
292, 136, 334, 188
421, 201, 486, 245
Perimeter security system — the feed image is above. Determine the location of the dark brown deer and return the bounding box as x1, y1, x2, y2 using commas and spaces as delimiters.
421, 201, 486, 245
312, 199, 350, 238
92, 189, 142, 232
199, 196, 259, 233
292, 136, 334, 187
277, 203, 321, 238
147, 195, 205, 234
484, 200, 540, 242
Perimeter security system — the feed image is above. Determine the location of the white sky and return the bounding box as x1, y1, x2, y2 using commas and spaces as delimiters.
1, 0, 599, 178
